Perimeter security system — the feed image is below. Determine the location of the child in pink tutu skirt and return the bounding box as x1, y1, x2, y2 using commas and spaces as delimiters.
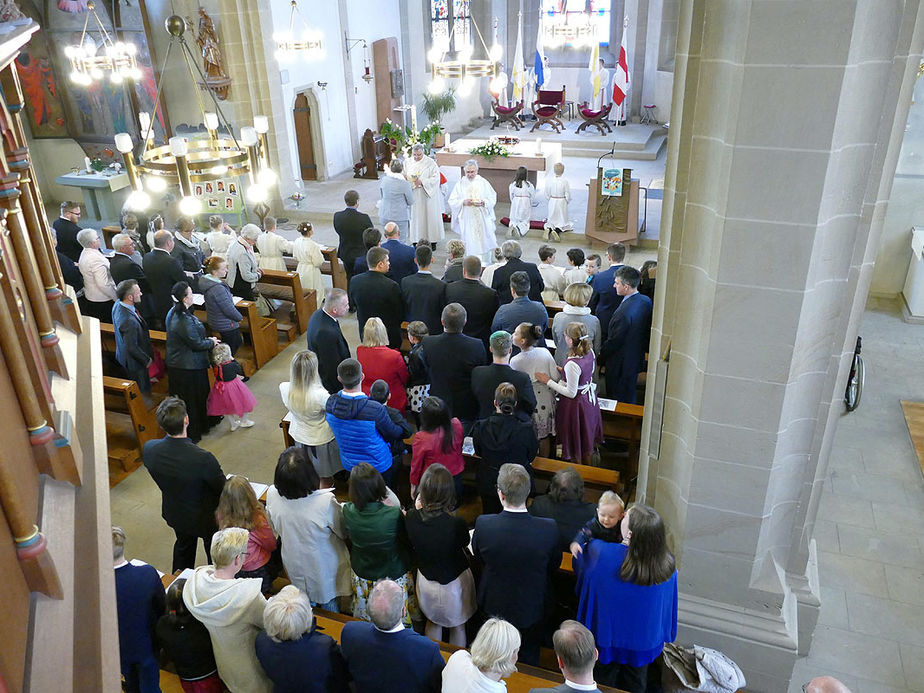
206, 342, 257, 430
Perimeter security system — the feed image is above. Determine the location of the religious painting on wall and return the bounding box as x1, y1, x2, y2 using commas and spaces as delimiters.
14, 0, 69, 138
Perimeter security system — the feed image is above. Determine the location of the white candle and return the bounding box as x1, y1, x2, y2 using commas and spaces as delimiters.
84, 156, 92, 172
536, 137, 542, 154
445, 132, 451, 149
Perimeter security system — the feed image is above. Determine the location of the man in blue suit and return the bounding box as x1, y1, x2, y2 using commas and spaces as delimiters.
382, 222, 417, 284
112, 526, 165, 693
600, 266, 652, 404
379, 159, 414, 239
112, 279, 154, 394
340, 579, 444, 693
589, 242, 626, 336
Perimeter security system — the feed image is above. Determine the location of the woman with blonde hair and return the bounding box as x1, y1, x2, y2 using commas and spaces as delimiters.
292, 221, 325, 296
356, 316, 409, 411
441, 617, 520, 691
551, 282, 601, 365
280, 350, 342, 482
537, 322, 603, 464
216, 476, 277, 592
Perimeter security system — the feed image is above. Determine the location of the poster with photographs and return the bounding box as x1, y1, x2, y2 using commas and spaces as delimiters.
195, 177, 242, 213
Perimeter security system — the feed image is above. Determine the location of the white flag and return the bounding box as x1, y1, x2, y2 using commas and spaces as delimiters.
511, 12, 525, 100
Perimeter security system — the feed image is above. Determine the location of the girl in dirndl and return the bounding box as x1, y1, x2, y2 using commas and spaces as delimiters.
206, 342, 257, 431
536, 321, 603, 465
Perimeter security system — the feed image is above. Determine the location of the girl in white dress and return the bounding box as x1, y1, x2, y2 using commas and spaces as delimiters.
204, 214, 234, 259
507, 166, 535, 238
291, 221, 325, 297
257, 217, 292, 271
544, 161, 573, 242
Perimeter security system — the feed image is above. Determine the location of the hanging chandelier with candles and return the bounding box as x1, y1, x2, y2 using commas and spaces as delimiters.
114, 15, 276, 216
274, 0, 324, 62
64, 0, 141, 86
541, 5, 597, 49
428, 13, 501, 97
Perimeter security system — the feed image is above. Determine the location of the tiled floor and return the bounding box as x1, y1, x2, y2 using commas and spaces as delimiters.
105, 122, 924, 692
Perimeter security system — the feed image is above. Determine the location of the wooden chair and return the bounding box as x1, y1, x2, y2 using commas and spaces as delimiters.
103, 376, 160, 483
354, 128, 392, 180
530, 87, 567, 133
491, 99, 525, 130
576, 102, 613, 136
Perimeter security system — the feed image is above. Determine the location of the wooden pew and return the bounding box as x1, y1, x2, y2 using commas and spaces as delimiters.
194, 299, 278, 370
600, 400, 644, 485
255, 268, 317, 335
103, 376, 159, 484
544, 298, 566, 317
354, 127, 392, 179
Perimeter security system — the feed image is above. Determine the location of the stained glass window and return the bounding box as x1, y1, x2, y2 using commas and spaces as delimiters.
430, 0, 472, 54
541, 0, 611, 46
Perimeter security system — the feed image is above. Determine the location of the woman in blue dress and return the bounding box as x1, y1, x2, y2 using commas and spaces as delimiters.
574, 503, 678, 693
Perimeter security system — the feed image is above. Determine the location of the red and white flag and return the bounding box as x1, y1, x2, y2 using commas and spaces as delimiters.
612, 16, 630, 108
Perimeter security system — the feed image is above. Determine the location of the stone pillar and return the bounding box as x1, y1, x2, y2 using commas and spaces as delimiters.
218, 0, 290, 210
638, 1, 924, 690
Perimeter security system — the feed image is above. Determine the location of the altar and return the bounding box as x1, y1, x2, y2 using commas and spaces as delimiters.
54, 170, 131, 222
435, 139, 562, 202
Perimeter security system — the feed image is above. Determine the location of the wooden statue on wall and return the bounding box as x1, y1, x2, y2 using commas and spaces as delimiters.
196, 8, 230, 100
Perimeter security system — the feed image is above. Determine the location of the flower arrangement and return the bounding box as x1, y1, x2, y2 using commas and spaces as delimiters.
468, 138, 510, 161
379, 119, 443, 156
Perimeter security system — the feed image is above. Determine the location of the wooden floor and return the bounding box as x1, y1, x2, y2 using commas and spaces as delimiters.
900, 400, 924, 479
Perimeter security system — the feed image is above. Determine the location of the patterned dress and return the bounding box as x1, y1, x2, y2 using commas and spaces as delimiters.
551, 350, 603, 460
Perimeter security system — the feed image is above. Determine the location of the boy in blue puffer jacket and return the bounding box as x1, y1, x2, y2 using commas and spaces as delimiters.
326, 358, 408, 486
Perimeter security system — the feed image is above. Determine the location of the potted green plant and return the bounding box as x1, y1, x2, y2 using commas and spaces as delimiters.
422, 88, 456, 147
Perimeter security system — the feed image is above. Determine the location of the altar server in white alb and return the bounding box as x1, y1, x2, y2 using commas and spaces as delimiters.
449, 159, 498, 262
405, 144, 445, 247
257, 216, 292, 271
544, 162, 573, 242
508, 166, 536, 238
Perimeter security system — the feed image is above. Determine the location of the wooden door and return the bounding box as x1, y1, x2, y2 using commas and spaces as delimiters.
293, 93, 317, 181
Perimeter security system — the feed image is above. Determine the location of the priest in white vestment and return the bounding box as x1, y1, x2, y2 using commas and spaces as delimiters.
405, 144, 445, 246
448, 159, 498, 261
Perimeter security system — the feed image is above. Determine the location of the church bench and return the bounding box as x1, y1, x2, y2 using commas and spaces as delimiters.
255, 268, 317, 336
543, 298, 566, 317
193, 299, 278, 369
103, 376, 159, 483
354, 127, 392, 180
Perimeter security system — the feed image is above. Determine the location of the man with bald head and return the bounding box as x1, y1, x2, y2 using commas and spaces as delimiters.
142, 229, 186, 328
805, 677, 854, 693
340, 579, 444, 693
382, 221, 417, 284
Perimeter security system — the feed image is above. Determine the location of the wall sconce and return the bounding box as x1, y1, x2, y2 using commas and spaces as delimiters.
346, 36, 373, 84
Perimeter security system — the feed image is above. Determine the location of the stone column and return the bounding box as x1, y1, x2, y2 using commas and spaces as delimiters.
638, 1, 924, 689
217, 0, 290, 209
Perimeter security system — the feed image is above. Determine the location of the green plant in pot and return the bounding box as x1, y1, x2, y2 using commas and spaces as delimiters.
422, 88, 456, 147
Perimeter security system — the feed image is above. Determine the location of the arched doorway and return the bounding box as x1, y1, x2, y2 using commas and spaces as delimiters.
293, 92, 317, 181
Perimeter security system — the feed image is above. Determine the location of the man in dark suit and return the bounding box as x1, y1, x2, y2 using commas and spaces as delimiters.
382, 222, 417, 284
52, 200, 84, 262
110, 233, 154, 322
529, 621, 602, 693
491, 240, 545, 304
113, 280, 154, 394
112, 526, 165, 693
600, 266, 652, 404
445, 255, 500, 347
333, 189, 374, 292
306, 288, 351, 394
340, 579, 444, 693
472, 464, 560, 666
142, 230, 186, 329
352, 227, 382, 276
142, 397, 226, 571
421, 302, 487, 427
471, 330, 536, 419
401, 244, 446, 334
350, 246, 405, 350
53, 226, 83, 292
589, 242, 625, 336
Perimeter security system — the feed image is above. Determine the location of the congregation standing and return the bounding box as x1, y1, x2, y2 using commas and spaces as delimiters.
79, 139, 673, 693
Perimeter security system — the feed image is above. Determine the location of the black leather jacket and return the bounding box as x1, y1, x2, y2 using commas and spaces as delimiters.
165, 306, 213, 370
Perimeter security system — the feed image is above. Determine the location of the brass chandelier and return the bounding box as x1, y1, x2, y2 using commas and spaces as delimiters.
64, 1, 141, 86
114, 15, 276, 216
428, 14, 501, 97
274, 0, 324, 62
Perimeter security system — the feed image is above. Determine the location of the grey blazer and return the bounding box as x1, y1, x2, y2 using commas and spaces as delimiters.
379, 174, 414, 223
226, 239, 260, 289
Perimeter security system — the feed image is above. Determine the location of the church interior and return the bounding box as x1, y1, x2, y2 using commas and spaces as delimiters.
1, 0, 923, 691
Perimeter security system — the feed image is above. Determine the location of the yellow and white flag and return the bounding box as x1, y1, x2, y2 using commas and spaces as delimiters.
588, 40, 601, 100
511, 12, 525, 100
